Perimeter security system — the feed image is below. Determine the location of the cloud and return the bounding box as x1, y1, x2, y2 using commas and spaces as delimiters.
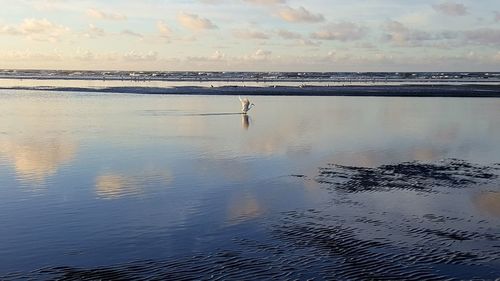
86, 8, 127, 20
276, 29, 321, 47
382, 20, 458, 46
0, 25, 22, 36
29, 0, 70, 11
83, 24, 105, 38
432, 2, 467, 16
244, 0, 286, 5
463, 28, 500, 45
494, 11, 500, 22
0, 18, 69, 41
494, 51, 500, 61
278, 6, 325, 23
187, 50, 226, 62
121, 29, 144, 39
311, 22, 367, 41
297, 39, 321, 46
75, 49, 95, 61
199, 0, 225, 4
276, 29, 302, 39
383, 20, 427, 45
211, 50, 225, 60
122, 51, 158, 61
233, 28, 270, 39
0, 50, 64, 61
177, 12, 217, 31
247, 49, 272, 60
157, 20, 172, 38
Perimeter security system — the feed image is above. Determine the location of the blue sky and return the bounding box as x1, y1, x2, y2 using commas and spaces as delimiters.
0, 0, 499, 71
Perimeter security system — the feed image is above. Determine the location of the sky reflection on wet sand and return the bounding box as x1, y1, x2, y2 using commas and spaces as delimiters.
0, 90, 499, 278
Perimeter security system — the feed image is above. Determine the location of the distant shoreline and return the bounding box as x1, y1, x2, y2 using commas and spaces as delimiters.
1, 84, 500, 97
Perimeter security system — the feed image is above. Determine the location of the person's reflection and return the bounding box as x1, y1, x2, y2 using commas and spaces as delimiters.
242, 114, 250, 130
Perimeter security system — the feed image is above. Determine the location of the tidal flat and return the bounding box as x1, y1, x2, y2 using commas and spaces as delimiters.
0, 90, 499, 280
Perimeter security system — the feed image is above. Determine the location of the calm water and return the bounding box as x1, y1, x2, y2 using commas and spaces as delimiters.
1, 90, 499, 279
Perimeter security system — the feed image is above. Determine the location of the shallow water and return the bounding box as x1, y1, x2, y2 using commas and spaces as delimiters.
0, 90, 499, 279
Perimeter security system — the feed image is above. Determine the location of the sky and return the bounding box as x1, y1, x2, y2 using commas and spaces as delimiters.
0, 0, 499, 71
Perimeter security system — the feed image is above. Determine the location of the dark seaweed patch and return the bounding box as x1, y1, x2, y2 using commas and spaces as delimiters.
316, 159, 498, 193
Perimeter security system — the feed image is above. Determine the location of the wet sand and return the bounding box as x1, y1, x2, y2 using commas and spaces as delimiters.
1, 84, 500, 97
4, 159, 499, 280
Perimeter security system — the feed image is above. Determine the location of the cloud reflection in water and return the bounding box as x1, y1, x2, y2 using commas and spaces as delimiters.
473, 191, 500, 218
95, 170, 172, 200
0, 138, 77, 186
226, 193, 264, 224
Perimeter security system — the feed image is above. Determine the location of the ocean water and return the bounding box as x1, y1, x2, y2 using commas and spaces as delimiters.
1, 71, 500, 91
0, 90, 499, 279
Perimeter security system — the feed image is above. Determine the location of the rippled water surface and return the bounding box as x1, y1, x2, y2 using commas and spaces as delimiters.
0, 90, 499, 280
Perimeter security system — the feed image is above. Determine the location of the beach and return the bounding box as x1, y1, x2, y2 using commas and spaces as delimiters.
1, 84, 500, 97
1, 91, 499, 279
1, 70, 500, 98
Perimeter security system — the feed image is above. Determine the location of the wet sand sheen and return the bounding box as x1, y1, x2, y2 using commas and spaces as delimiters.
4, 159, 499, 280
1, 93, 499, 280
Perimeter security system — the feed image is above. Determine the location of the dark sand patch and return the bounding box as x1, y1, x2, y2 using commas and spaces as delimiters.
316, 159, 498, 193
1, 84, 500, 97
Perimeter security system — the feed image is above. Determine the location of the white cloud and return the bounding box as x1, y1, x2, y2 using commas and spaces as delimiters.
157, 20, 172, 38
247, 49, 272, 60
244, 0, 286, 5
86, 8, 127, 20
233, 28, 270, 39
297, 39, 321, 46
278, 6, 324, 23
211, 50, 225, 60
0, 49, 64, 61
493, 51, 500, 61
0, 18, 69, 41
432, 2, 467, 16
199, 0, 226, 4
83, 24, 105, 38
75, 49, 95, 61
187, 50, 227, 62
122, 51, 158, 61
29, 0, 69, 11
177, 12, 217, 31
383, 20, 423, 45
311, 22, 367, 41
0, 25, 21, 36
